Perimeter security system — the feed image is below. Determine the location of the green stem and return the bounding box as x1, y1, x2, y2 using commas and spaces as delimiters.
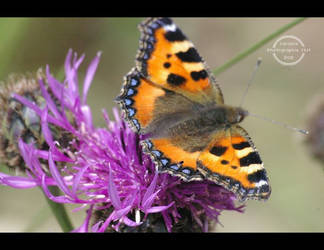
213, 18, 306, 76
43, 186, 74, 232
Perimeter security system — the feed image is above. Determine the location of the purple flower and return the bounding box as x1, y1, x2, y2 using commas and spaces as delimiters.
0, 49, 244, 232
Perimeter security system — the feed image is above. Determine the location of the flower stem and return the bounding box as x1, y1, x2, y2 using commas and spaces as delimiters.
42, 186, 74, 232
213, 18, 306, 76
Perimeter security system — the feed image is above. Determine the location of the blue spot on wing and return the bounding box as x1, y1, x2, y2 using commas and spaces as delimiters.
124, 99, 133, 106
146, 42, 153, 49
151, 150, 162, 157
143, 53, 149, 60
181, 168, 191, 175
148, 36, 155, 43
150, 22, 159, 29
128, 108, 135, 117
145, 28, 153, 35
145, 140, 153, 149
130, 78, 139, 87
169, 164, 180, 171
132, 119, 140, 130
127, 88, 135, 96
160, 158, 169, 166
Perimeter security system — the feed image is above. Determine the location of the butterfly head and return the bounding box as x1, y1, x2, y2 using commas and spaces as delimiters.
225, 106, 249, 125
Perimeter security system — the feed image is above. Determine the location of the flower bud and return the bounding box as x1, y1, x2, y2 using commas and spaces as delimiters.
0, 71, 45, 172
0, 70, 75, 173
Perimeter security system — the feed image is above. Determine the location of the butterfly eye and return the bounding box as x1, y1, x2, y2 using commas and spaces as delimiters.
236, 108, 248, 123
237, 114, 243, 123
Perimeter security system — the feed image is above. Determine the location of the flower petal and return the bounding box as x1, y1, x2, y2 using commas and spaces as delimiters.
48, 150, 74, 198
72, 164, 90, 196
113, 205, 132, 220
46, 65, 64, 101
0, 174, 38, 188
97, 211, 115, 233
145, 201, 175, 214
141, 190, 160, 212
39, 79, 62, 120
33, 148, 73, 163
81, 105, 93, 131
122, 216, 142, 227
40, 107, 72, 160
142, 171, 158, 206
82, 51, 101, 105
91, 221, 102, 232
40, 174, 72, 203
108, 168, 121, 209
64, 49, 73, 77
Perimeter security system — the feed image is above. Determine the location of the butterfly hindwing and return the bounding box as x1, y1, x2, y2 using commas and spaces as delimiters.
140, 111, 220, 181
136, 17, 224, 105
141, 138, 203, 181
197, 125, 271, 201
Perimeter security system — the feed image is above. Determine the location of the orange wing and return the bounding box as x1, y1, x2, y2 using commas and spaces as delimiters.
116, 68, 164, 133
197, 126, 271, 201
136, 17, 223, 105
116, 68, 199, 135
141, 138, 203, 181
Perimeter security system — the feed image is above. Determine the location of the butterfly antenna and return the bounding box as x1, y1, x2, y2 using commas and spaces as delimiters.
239, 57, 262, 108
248, 111, 309, 135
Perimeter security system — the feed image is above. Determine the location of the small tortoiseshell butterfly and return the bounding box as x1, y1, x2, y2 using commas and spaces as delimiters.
116, 18, 271, 201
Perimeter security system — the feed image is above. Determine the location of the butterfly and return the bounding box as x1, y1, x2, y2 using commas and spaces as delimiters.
116, 17, 271, 201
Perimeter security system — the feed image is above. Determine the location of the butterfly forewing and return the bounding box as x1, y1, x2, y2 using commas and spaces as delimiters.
136, 17, 223, 105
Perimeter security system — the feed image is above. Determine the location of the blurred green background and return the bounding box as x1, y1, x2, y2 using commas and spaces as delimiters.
0, 18, 323, 232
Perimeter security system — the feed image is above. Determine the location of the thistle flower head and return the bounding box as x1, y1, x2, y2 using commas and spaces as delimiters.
0, 49, 243, 232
